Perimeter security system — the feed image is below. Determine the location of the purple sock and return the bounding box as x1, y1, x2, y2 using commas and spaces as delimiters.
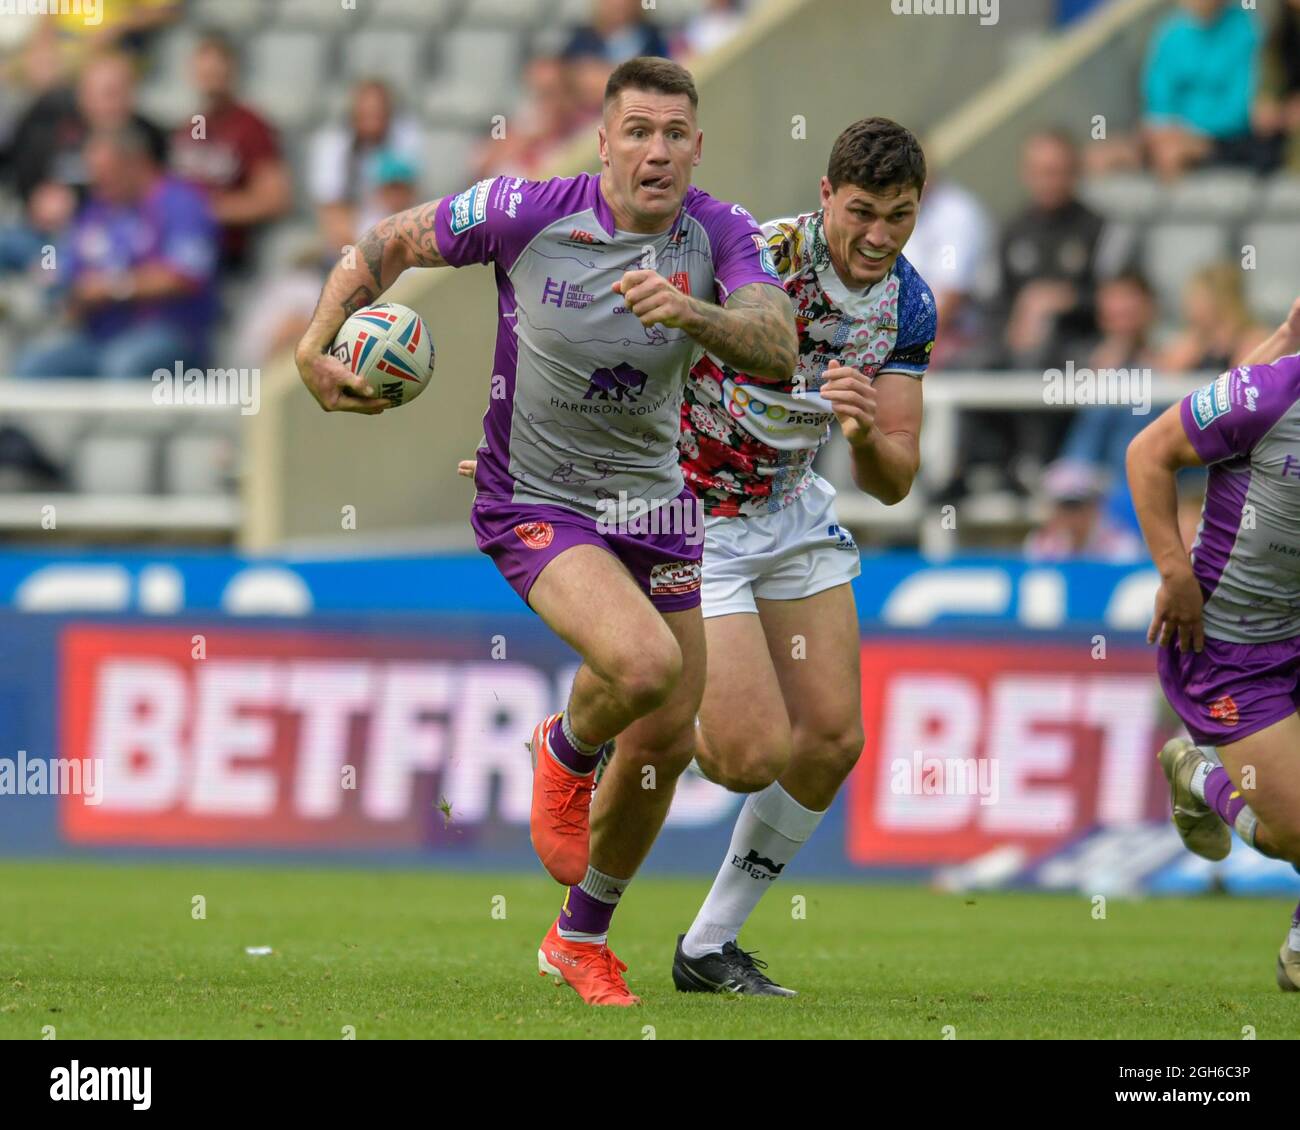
558, 884, 616, 939
547, 713, 602, 776
1203, 766, 1248, 828
1292, 900, 1300, 930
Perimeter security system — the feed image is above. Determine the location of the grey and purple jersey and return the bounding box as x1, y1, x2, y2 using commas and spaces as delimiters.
1179, 354, 1300, 643
433, 173, 783, 519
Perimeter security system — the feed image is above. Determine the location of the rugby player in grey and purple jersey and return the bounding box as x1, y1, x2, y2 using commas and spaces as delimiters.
295, 57, 796, 1006
1127, 296, 1300, 992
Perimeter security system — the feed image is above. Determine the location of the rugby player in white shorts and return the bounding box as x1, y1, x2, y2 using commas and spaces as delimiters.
464, 116, 933, 996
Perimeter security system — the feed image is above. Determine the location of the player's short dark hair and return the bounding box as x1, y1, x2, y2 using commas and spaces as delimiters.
604, 57, 699, 112
827, 118, 927, 199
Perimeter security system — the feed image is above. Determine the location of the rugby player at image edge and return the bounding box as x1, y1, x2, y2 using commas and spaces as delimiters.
463, 118, 936, 995
297, 57, 798, 1006
1127, 296, 1300, 991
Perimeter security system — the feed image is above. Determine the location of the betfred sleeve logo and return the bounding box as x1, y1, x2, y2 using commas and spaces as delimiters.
449, 178, 495, 235
1190, 372, 1233, 430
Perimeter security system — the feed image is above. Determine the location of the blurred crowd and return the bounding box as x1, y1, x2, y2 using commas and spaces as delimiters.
0, 0, 1295, 560
0, 0, 753, 382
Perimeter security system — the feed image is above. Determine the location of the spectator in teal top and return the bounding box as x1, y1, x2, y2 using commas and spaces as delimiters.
1143, 0, 1261, 180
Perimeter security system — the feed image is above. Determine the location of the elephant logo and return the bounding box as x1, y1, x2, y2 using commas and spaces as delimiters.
582, 361, 650, 403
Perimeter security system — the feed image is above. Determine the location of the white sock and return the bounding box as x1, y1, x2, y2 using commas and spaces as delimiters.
1288, 925, 1300, 953
682, 782, 824, 959
1189, 757, 1213, 803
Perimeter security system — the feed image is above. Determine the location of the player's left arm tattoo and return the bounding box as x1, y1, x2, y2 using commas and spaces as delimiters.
683, 283, 796, 382
849, 372, 922, 506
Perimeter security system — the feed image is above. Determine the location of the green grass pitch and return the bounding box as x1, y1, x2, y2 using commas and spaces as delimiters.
0, 860, 1294, 1039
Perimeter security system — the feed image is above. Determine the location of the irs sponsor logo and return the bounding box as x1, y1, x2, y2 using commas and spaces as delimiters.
649, 560, 701, 596
513, 521, 555, 549
752, 233, 779, 278
558, 228, 607, 252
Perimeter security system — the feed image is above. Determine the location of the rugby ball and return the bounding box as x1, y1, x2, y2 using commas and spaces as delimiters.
330, 302, 434, 408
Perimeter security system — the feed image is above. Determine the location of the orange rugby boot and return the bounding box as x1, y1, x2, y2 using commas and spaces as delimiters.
537, 920, 640, 1006
526, 713, 596, 886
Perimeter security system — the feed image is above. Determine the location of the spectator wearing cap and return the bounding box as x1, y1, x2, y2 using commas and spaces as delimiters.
308, 79, 422, 254
169, 31, 291, 272
358, 151, 419, 237
14, 126, 218, 379
1024, 460, 1143, 563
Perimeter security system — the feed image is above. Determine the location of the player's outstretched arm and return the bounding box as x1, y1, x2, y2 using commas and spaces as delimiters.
613, 272, 796, 382
1126, 407, 1206, 653
294, 200, 448, 413
1238, 296, 1300, 369
686, 282, 797, 382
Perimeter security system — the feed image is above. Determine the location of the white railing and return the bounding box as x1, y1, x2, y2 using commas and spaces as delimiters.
0, 380, 243, 534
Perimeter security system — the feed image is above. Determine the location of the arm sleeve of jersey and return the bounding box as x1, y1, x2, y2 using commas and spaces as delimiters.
1179, 357, 1300, 464
697, 199, 785, 303
877, 270, 937, 379
433, 177, 562, 270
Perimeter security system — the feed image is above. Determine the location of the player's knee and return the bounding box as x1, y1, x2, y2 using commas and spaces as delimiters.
702, 733, 792, 792
791, 723, 865, 782
610, 636, 682, 716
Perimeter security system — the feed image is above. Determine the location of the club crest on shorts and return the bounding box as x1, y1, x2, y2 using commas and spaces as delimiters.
514, 521, 554, 549
1208, 694, 1240, 727
649, 560, 701, 596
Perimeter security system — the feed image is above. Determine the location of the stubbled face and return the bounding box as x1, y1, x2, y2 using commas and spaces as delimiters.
598, 88, 701, 233
820, 179, 920, 290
